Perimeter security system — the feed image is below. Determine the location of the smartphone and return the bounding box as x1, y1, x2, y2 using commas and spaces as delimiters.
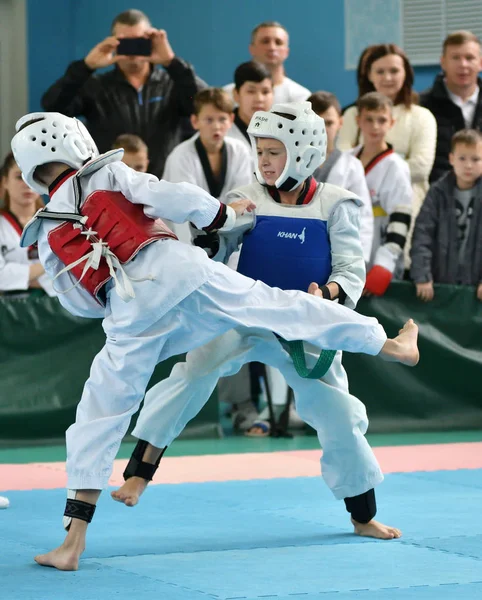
117, 37, 152, 57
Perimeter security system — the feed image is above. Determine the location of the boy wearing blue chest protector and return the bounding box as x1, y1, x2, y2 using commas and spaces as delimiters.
116, 102, 415, 542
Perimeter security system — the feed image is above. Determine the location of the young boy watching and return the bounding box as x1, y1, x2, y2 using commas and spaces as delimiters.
351, 92, 412, 295
163, 87, 253, 243
411, 129, 482, 301
309, 91, 374, 262
112, 134, 149, 173
226, 61, 274, 152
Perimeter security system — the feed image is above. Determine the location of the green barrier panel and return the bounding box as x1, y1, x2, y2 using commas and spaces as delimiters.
1, 282, 481, 443
0, 295, 220, 445
342, 281, 482, 433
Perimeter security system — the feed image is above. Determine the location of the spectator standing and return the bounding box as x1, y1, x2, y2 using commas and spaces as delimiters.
420, 31, 482, 183
224, 22, 309, 104
411, 129, 482, 301
42, 9, 205, 177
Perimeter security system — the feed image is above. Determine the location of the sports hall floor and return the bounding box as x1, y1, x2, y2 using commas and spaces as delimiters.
2, 429, 482, 600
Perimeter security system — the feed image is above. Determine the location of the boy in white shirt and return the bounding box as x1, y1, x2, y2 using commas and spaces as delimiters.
310, 91, 374, 263
350, 92, 412, 295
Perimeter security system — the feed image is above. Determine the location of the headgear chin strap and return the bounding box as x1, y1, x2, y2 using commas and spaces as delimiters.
247, 102, 327, 191
11, 112, 99, 195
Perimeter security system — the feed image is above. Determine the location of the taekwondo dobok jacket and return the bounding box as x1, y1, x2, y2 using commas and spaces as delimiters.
162, 134, 253, 244
25, 152, 234, 323
350, 146, 412, 275
163, 134, 253, 204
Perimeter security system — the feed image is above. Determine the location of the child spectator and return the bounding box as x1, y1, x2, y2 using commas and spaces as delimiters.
411, 129, 482, 301
162, 87, 253, 244
0, 153, 54, 296
226, 62, 274, 152
350, 92, 412, 295
112, 134, 149, 173
309, 91, 374, 262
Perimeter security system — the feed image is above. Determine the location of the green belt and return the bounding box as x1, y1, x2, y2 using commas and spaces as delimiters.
281, 339, 337, 379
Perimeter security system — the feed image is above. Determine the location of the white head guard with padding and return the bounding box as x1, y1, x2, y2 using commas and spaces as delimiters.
11, 112, 99, 195
247, 101, 327, 191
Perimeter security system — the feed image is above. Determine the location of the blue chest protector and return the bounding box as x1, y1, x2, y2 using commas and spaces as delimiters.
237, 215, 332, 291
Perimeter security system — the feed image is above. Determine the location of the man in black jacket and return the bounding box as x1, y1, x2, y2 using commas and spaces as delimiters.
420, 30, 482, 183
42, 9, 205, 177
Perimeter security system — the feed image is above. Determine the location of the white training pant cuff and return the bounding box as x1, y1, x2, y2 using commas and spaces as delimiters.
363, 323, 387, 356
330, 470, 385, 501
67, 472, 111, 490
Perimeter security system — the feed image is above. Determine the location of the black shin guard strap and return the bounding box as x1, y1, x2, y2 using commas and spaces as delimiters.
344, 488, 377, 524
123, 440, 167, 481
64, 499, 96, 524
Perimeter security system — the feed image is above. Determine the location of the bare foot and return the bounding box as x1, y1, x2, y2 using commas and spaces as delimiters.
379, 319, 419, 366
308, 282, 324, 298
111, 476, 148, 507
34, 542, 84, 571
352, 518, 402, 540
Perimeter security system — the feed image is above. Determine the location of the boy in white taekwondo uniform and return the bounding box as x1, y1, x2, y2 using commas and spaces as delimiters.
163, 88, 253, 244
11, 111, 418, 571
309, 91, 374, 263
245, 91, 376, 436
350, 93, 412, 296
113, 102, 419, 543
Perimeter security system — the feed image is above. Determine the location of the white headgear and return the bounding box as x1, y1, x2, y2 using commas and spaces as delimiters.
247, 102, 327, 191
11, 112, 99, 195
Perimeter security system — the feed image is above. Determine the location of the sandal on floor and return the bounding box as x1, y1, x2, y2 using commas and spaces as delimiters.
244, 420, 271, 437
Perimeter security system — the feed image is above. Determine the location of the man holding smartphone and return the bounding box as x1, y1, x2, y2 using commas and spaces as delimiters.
42, 9, 206, 177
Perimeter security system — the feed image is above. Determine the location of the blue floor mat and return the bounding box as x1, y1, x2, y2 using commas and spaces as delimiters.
2, 470, 482, 600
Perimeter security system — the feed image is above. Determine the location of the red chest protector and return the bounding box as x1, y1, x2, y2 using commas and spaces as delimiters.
48, 189, 177, 304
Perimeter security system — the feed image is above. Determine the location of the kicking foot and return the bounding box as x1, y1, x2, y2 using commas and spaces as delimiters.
352, 518, 402, 540
111, 476, 148, 507
34, 543, 84, 571
308, 282, 324, 298
379, 319, 419, 366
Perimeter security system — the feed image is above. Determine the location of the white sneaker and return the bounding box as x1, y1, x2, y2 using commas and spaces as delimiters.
0, 496, 9, 509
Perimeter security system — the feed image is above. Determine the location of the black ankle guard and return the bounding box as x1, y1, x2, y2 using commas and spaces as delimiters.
123, 440, 167, 481
344, 488, 377, 524
64, 498, 96, 524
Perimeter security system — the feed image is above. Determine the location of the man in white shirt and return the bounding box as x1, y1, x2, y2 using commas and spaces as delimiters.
420, 30, 482, 182
224, 21, 310, 104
